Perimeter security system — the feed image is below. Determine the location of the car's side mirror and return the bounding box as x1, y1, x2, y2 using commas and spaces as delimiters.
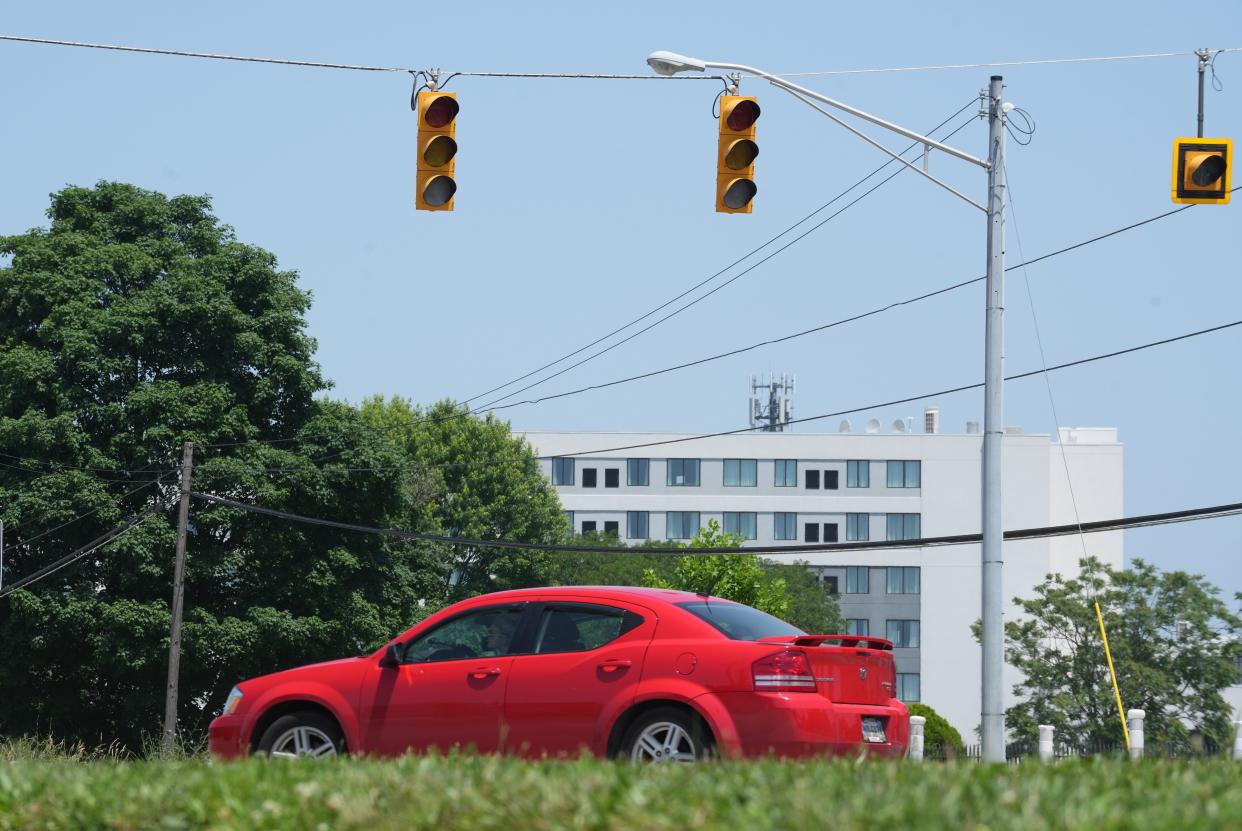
378, 643, 402, 668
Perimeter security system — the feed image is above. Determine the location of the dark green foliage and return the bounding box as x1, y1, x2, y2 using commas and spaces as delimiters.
0, 184, 557, 751
991, 557, 1242, 750
764, 561, 845, 634
908, 703, 965, 756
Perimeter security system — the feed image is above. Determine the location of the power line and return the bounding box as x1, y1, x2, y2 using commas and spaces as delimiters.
0, 35, 719, 79
777, 47, 1242, 77
0, 505, 169, 599
467, 100, 980, 408
190, 489, 1242, 555
6, 35, 1235, 80
219, 316, 1242, 475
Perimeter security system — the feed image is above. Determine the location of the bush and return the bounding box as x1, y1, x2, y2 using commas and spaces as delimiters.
908, 703, 965, 756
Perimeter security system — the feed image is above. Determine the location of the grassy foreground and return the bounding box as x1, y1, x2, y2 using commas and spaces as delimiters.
0, 754, 1239, 831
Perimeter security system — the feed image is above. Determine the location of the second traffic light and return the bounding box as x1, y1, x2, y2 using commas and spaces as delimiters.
417, 91, 459, 211
717, 95, 760, 213
1171, 137, 1232, 205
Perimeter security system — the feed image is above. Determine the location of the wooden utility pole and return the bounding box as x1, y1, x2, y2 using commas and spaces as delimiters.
161, 441, 193, 759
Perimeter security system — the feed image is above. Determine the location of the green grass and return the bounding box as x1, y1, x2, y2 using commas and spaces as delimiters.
0, 754, 1239, 830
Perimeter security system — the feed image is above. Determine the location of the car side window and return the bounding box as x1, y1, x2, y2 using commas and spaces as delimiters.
402, 606, 524, 664
532, 605, 642, 654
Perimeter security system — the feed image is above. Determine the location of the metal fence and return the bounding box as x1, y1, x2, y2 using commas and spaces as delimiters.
921, 740, 1232, 763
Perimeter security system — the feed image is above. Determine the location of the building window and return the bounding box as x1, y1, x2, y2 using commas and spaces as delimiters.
846, 618, 870, 636
887, 566, 921, 594
847, 460, 870, 488
886, 619, 921, 648
823, 523, 839, 543
667, 511, 701, 539
846, 513, 869, 541
774, 512, 797, 540
604, 468, 619, 488
723, 512, 757, 539
565, 510, 574, 529
626, 511, 649, 540
886, 513, 922, 541
804, 522, 820, 543
896, 673, 921, 702
846, 566, 870, 594
824, 470, 839, 490
667, 459, 701, 487
821, 575, 839, 595
581, 520, 597, 533
627, 458, 649, 486
603, 520, 619, 536
886, 460, 921, 488
774, 459, 797, 487
552, 458, 574, 486
723, 459, 757, 487
805, 470, 821, 490
582, 468, 598, 488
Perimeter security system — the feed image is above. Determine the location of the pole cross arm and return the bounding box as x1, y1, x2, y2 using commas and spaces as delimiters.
657, 54, 990, 170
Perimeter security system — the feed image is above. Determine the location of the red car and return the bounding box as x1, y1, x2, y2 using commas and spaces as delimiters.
209, 586, 909, 761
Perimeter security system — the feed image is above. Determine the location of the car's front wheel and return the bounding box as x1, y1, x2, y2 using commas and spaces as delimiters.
621, 707, 713, 763
257, 711, 345, 759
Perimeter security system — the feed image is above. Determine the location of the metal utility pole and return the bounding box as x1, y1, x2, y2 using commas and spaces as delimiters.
980, 75, 1008, 763
161, 441, 193, 759
1196, 48, 1210, 137
749, 374, 794, 432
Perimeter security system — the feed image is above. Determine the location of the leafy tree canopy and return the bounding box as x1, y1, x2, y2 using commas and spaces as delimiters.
991, 557, 1242, 749
907, 703, 965, 755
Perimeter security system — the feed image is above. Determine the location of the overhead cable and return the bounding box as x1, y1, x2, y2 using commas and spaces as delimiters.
777, 47, 1242, 77
191, 490, 1242, 555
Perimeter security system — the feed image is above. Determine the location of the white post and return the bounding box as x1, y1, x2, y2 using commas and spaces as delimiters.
1128, 709, 1145, 760
1232, 720, 1241, 761
909, 716, 926, 762
1038, 725, 1055, 762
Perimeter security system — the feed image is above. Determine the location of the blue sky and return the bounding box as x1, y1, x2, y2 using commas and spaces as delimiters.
2, 2, 1240, 599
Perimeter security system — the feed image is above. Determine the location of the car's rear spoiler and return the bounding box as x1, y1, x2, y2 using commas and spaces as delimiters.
759, 634, 894, 651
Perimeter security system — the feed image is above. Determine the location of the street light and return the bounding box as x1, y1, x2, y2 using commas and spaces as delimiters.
647, 50, 1011, 762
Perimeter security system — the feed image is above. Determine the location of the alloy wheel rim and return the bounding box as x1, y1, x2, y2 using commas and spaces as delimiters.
631, 721, 697, 763
269, 725, 337, 759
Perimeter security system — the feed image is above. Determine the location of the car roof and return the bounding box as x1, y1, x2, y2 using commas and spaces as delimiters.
467, 586, 733, 606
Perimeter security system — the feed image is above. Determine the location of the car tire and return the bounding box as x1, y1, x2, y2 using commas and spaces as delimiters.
256, 711, 346, 759
620, 707, 714, 763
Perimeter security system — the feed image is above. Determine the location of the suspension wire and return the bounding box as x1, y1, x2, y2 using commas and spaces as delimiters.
189, 490, 1242, 556
1005, 165, 1091, 567
778, 47, 1242, 77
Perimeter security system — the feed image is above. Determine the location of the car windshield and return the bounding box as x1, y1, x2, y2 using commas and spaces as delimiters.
677, 600, 805, 641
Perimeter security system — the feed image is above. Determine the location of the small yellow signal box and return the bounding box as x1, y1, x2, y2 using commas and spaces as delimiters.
717, 96, 760, 213
417, 91, 459, 211
1171, 137, 1231, 205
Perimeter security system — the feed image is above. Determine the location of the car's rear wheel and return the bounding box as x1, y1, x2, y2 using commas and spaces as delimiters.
257, 711, 345, 759
621, 707, 713, 763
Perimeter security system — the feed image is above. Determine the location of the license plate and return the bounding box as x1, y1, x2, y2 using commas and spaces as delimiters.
861, 717, 887, 744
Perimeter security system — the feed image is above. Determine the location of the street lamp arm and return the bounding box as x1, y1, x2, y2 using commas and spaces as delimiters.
701, 60, 989, 170
781, 86, 986, 212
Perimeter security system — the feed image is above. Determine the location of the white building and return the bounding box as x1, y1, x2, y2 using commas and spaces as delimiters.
522, 413, 1124, 738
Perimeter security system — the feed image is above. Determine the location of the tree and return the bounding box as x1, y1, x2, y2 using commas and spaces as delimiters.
642, 520, 790, 619
994, 557, 1242, 750
358, 396, 567, 600
907, 703, 964, 756
0, 183, 440, 749
763, 562, 844, 634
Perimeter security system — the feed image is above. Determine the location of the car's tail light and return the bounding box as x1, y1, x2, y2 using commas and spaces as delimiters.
752, 649, 816, 692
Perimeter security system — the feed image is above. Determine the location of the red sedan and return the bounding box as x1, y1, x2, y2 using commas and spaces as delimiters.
209, 586, 909, 761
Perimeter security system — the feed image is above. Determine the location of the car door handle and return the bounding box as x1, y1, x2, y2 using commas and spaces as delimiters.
469, 666, 502, 679
598, 659, 632, 673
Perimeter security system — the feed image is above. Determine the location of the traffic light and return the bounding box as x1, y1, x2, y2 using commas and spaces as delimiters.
1171, 137, 1232, 205
717, 95, 760, 213
417, 91, 459, 211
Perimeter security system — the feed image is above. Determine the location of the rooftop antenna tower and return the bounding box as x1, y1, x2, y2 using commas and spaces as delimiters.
749, 374, 795, 432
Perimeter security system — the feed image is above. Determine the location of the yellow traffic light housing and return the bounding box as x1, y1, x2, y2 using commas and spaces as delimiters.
1171, 137, 1231, 205
717, 96, 760, 213
417, 91, 459, 211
